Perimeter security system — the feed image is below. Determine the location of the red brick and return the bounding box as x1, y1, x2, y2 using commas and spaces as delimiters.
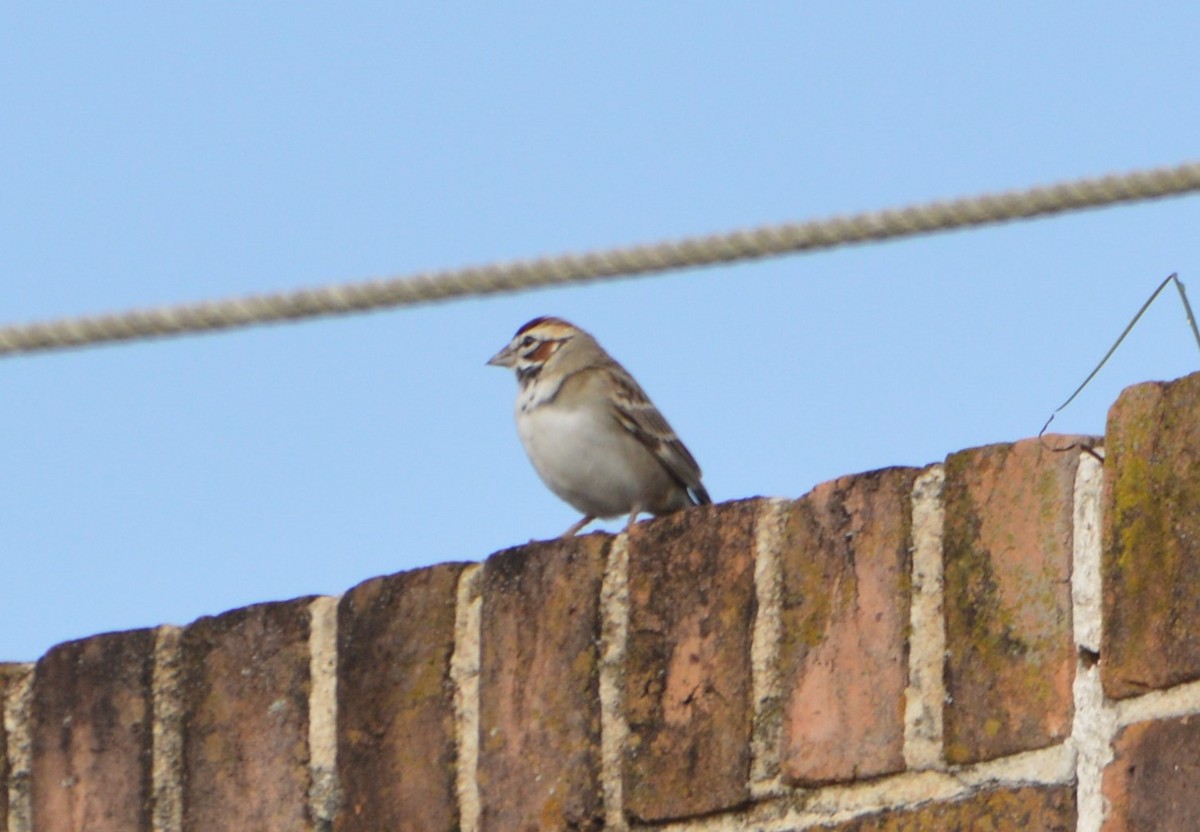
478, 535, 609, 832
778, 468, 918, 785
180, 600, 313, 832
0, 664, 14, 828
1102, 372, 1200, 698
829, 785, 1075, 831
30, 630, 154, 832
1102, 714, 1200, 831
943, 438, 1080, 764
335, 564, 467, 832
623, 501, 756, 823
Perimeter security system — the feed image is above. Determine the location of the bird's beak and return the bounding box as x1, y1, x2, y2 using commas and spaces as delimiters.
487, 344, 517, 368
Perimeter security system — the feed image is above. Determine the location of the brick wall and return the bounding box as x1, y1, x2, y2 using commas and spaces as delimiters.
4, 371, 1200, 832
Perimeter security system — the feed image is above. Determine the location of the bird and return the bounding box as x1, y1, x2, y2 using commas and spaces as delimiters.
488, 316, 711, 537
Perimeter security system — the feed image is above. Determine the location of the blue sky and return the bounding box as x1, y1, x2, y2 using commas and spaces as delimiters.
3, 4, 1199, 661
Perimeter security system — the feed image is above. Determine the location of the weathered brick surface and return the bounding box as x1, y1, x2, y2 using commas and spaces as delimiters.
624, 501, 756, 823
478, 535, 609, 832
10, 373, 1200, 832
942, 438, 1080, 764
1, 665, 12, 828
778, 468, 917, 785
1102, 714, 1200, 831
180, 600, 313, 832
336, 564, 467, 832
828, 785, 1075, 831
1102, 371, 1200, 698
30, 630, 154, 832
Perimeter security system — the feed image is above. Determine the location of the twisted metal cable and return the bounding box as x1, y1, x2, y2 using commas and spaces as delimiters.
4, 160, 1200, 357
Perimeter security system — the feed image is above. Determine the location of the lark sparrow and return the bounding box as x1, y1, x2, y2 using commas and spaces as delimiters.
488, 316, 711, 537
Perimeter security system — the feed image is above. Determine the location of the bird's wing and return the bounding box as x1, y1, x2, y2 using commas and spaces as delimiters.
605, 365, 710, 504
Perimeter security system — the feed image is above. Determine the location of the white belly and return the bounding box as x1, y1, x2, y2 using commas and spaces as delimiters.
516, 401, 667, 518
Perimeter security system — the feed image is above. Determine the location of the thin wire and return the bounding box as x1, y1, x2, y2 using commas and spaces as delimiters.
1039, 273, 1200, 445
1176, 274, 1200, 349
3, 160, 1200, 358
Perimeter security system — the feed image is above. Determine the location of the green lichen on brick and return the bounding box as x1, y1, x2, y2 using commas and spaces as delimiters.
778, 499, 838, 656
1106, 388, 1161, 598
946, 509, 1007, 653
943, 440, 1075, 763
778, 470, 917, 666
1104, 373, 1200, 697
944, 446, 1022, 664
774, 469, 916, 785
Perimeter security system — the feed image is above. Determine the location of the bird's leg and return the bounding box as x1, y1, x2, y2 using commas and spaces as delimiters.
623, 508, 642, 533
562, 515, 596, 537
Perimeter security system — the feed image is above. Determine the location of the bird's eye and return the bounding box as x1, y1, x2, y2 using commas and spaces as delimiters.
520, 336, 536, 348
